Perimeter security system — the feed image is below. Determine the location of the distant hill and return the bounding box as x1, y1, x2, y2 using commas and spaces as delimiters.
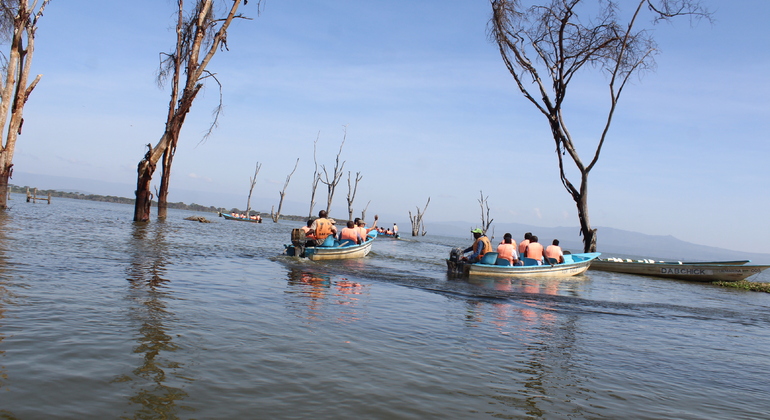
425, 221, 770, 264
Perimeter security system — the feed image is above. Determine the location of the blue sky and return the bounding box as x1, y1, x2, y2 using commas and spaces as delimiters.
9, 0, 770, 254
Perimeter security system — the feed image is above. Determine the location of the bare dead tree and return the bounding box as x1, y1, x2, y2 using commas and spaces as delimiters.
360, 200, 371, 221
272, 158, 299, 222
0, 0, 50, 209
245, 162, 262, 218
320, 126, 347, 216
409, 197, 430, 237
479, 190, 493, 234
307, 132, 320, 219
134, 0, 258, 222
346, 171, 362, 221
489, 0, 709, 251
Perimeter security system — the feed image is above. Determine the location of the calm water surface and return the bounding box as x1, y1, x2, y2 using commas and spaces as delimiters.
1, 195, 768, 419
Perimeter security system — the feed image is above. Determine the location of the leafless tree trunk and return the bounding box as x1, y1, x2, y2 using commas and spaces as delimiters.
346, 171, 362, 222
320, 126, 347, 216
489, 0, 709, 251
478, 190, 493, 234
409, 197, 430, 237
135, 0, 256, 222
0, 0, 49, 209
307, 132, 320, 219
272, 158, 299, 222
246, 162, 261, 217
360, 200, 371, 222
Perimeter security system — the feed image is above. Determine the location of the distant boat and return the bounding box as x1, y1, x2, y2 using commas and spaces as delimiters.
446, 250, 601, 278
219, 212, 262, 223
285, 231, 376, 261
376, 231, 400, 239
589, 258, 769, 282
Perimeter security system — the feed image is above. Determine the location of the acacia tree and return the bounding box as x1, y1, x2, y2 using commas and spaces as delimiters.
489, 0, 708, 251
0, 0, 49, 209
134, 0, 255, 222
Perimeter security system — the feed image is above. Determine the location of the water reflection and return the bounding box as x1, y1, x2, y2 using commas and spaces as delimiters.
463, 276, 583, 417
285, 267, 368, 323
0, 212, 12, 398
115, 221, 191, 419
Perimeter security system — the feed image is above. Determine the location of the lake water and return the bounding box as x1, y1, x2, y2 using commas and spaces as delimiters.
1, 194, 769, 419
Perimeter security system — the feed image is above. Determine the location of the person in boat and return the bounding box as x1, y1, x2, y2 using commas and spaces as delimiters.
339, 220, 364, 244
497, 233, 519, 266
393, 223, 398, 236
519, 232, 532, 256
545, 239, 565, 264
463, 228, 493, 263
307, 210, 338, 246
301, 219, 313, 234
524, 235, 547, 265
356, 215, 378, 240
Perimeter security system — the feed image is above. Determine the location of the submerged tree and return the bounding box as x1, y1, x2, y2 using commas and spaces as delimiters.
245, 162, 261, 218
409, 197, 430, 237
319, 127, 347, 216
307, 133, 320, 219
489, 0, 709, 251
478, 190, 493, 235
272, 158, 299, 222
0, 0, 50, 209
134, 0, 257, 222
346, 171, 362, 222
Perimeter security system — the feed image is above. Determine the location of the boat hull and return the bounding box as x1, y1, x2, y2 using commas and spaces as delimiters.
448, 252, 601, 278
286, 237, 375, 261
589, 260, 769, 282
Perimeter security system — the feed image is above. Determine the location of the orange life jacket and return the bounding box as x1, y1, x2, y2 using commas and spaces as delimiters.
519, 239, 530, 255
526, 242, 544, 260
473, 236, 493, 256
340, 227, 360, 243
497, 242, 517, 264
545, 245, 563, 261
314, 218, 333, 240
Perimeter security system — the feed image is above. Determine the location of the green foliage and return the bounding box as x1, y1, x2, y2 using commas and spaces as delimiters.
712, 280, 770, 293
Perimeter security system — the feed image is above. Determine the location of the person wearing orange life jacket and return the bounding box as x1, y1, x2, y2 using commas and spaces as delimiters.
463, 228, 493, 263
519, 232, 532, 256
545, 239, 565, 264
338, 220, 364, 244
496, 233, 519, 266
307, 210, 338, 246
524, 235, 550, 266
356, 215, 378, 241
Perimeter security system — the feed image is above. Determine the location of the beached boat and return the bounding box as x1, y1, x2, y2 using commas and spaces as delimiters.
220, 212, 262, 223
446, 250, 601, 278
589, 258, 770, 282
285, 231, 376, 261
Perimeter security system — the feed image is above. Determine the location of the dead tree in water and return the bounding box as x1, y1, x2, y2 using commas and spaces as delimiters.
360, 200, 371, 222
307, 132, 320, 219
346, 171, 362, 221
272, 158, 299, 222
134, 0, 257, 222
409, 197, 430, 236
245, 162, 262, 218
478, 190, 493, 234
0, 0, 50, 209
320, 127, 347, 216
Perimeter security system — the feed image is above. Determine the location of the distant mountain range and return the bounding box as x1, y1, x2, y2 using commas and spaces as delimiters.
425, 221, 770, 264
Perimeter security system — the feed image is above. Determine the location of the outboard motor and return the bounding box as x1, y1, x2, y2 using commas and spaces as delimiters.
449, 247, 464, 263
